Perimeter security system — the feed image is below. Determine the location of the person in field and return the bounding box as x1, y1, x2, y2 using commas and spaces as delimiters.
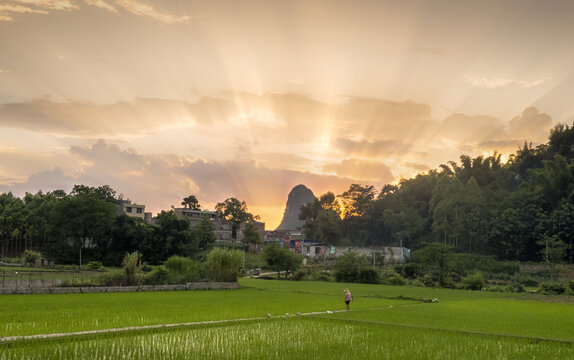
344, 288, 353, 311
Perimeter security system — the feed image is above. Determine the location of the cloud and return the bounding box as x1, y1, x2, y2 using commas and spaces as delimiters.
440, 113, 506, 144
415, 47, 444, 56
404, 162, 430, 172
323, 159, 394, 183
333, 138, 410, 157
464, 75, 551, 89
0, 0, 193, 23
0, 148, 61, 184
0, 98, 197, 136
335, 97, 436, 141
114, 0, 192, 24
507, 107, 552, 141
0, 3, 49, 21
83, 0, 116, 13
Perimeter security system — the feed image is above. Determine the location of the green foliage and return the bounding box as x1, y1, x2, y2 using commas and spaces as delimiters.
241, 222, 261, 249
537, 234, 567, 281
539, 282, 567, 295
143, 267, 170, 285
333, 251, 368, 283
263, 243, 302, 279
379, 268, 406, 285
461, 272, 486, 290
181, 195, 201, 210
86, 261, 103, 270
358, 267, 380, 284
205, 247, 242, 282
193, 215, 216, 251
215, 198, 258, 240
164, 255, 203, 283
244, 252, 267, 270
122, 251, 142, 285
411, 243, 453, 286
291, 268, 332, 282
22, 250, 42, 265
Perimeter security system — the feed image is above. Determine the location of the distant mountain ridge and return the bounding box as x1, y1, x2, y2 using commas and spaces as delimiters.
276, 184, 316, 230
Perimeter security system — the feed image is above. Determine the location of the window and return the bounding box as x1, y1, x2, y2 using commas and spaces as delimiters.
136, 208, 143, 214
126, 207, 132, 213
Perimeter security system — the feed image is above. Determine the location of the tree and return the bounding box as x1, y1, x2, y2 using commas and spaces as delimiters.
193, 215, 216, 251
70, 184, 117, 203
155, 210, 195, 257
412, 243, 453, 286
338, 184, 376, 218
215, 198, 259, 240
107, 213, 155, 266
51, 187, 117, 263
300, 192, 342, 241
333, 251, 366, 283
181, 195, 201, 210
317, 209, 343, 245
537, 234, 567, 281
242, 222, 261, 251
263, 243, 301, 279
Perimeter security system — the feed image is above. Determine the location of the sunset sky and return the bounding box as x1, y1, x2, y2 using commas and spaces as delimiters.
1, 0, 573, 229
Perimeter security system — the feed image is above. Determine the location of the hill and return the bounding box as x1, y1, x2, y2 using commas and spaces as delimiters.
276, 184, 316, 230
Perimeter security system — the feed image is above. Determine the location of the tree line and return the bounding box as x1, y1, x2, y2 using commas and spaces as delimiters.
300, 123, 574, 263
0, 186, 259, 266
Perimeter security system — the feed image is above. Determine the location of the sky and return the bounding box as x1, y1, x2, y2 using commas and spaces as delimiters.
1, 0, 573, 229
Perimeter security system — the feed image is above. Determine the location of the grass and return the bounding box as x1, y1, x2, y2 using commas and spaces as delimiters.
1, 278, 573, 359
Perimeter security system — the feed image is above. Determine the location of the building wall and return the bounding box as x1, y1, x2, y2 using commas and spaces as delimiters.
295, 244, 409, 264
173, 208, 265, 245
117, 200, 146, 219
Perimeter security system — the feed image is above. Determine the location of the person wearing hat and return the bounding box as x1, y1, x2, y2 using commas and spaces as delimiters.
344, 288, 353, 311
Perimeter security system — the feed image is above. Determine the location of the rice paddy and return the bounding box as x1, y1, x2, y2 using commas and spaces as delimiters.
1, 278, 573, 359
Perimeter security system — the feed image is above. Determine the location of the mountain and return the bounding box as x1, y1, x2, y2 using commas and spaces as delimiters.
276, 184, 316, 231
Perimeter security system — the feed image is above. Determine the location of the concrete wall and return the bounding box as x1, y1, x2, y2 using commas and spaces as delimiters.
1, 282, 239, 295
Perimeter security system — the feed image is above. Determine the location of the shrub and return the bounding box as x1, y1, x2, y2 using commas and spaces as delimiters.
507, 282, 524, 293
358, 268, 380, 284
122, 251, 142, 286
334, 251, 366, 283
400, 263, 423, 279
292, 269, 332, 282
165, 255, 192, 273
205, 248, 242, 282
410, 278, 425, 287
141, 263, 152, 273
99, 272, 128, 286
383, 275, 406, 286
539, 282, 566, 295
87, 261, 103, 270
22, 250, 42, 266
462, 272, 486, 290
164, 255, 203, 283
421, 274, 436, 287
143, 267, 170, 285
380, 268, 405, 285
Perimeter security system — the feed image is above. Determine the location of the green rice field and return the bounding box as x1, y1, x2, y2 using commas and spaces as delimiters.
1, 278, 573, 359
